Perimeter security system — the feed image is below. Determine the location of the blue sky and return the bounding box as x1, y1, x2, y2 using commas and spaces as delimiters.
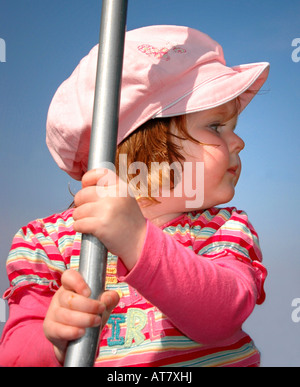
0, 0, 299, 366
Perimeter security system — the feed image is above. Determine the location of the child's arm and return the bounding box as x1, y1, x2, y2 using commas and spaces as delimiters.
117, 220, 266, 344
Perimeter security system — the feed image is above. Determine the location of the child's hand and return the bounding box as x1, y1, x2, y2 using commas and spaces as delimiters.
43, 269, 119, 364
72, 168, 147, 270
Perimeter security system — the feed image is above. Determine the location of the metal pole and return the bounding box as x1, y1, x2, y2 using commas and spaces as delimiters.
64, 0, 128, 367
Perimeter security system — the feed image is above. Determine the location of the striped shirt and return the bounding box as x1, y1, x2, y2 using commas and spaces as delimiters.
0, 206, 267, 367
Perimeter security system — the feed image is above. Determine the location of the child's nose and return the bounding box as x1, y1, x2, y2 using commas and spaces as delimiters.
229, 133, 245, 153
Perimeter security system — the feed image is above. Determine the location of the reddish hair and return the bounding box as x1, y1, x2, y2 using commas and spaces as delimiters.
115, 97, 242, 202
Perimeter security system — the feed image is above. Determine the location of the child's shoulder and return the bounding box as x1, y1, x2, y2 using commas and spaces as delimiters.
162, 206, 254, 243
163, 206, 260, 248
16, 208, 76, 241
5, 209, 77, 299
161, 207, 262, 266
29, 208, 75, 228
42, 208, 75, 224
171, 206, 250, 229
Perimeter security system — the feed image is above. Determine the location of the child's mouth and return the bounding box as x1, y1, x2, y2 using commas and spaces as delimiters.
227, 166, 238, 176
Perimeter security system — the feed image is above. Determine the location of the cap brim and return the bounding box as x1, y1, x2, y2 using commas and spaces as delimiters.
152, 61, 270, 118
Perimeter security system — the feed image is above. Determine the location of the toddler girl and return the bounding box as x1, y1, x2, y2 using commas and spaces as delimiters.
0, 25, 269, 367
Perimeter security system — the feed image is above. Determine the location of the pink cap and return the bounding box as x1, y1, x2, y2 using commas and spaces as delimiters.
46, 25, 269, 180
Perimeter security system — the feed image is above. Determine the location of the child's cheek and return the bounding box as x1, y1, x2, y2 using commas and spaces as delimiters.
203, 144, 230, 172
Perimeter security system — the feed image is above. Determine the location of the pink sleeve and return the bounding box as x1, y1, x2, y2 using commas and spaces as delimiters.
0, 287, 61, 367
118, 220, 267, 344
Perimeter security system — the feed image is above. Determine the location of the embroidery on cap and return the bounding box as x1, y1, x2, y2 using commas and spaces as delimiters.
173, 47, 187, 54
138, 44, 187, 61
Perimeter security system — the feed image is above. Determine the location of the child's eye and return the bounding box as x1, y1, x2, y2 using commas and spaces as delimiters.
208, 123, 225, 133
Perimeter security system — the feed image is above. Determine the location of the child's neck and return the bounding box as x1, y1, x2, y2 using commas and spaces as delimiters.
138, 199, 184, 228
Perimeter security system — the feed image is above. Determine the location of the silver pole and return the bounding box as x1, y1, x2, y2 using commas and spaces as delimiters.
64, 0, 128, 367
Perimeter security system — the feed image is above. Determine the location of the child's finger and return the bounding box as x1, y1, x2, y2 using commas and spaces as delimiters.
45, 321, 86, 343
73, 217, 102, 237
99, 290, 120, 313
54, 307, 102, 329
99, 291, 120, 326
81, 169, 102, 188
73, 186, 92, 208
82, 168, 117, 188
61, 270, 91, 298
73, 202, 97, 222
59, 289, 105, 315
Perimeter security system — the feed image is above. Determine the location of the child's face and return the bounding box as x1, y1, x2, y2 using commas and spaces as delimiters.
172, 100, 245, 211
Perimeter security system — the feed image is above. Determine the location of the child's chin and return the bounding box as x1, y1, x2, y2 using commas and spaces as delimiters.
212, 189, 236, 208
